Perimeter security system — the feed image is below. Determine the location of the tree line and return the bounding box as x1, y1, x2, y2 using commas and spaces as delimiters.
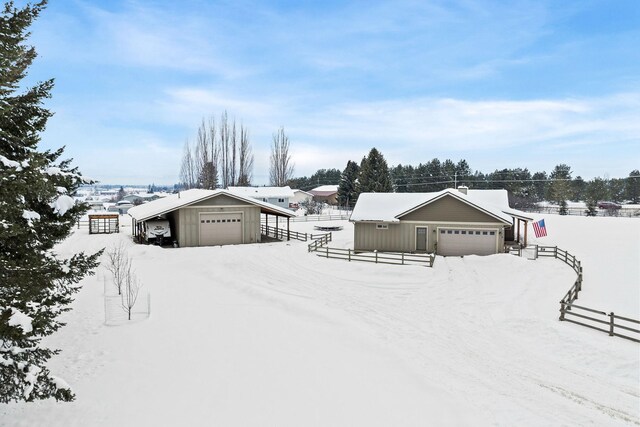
328, 148, 639, 210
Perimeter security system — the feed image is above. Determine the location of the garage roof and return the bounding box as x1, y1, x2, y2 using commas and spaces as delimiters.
227, 186, 295, 199
128, 189, 295, 222
350, 189, 513, 224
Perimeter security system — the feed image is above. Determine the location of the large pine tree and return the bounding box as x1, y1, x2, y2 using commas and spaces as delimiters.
357, 148, 392, 194
337, 160, 359, 207
0, 1, 101, 402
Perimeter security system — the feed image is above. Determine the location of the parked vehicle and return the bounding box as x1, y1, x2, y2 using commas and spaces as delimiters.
144, 219, 171, 245
597, 201, 621, 209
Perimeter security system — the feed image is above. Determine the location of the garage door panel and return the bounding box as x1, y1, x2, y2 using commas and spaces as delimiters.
199, 213, 243, 246
438, 228, 497, 256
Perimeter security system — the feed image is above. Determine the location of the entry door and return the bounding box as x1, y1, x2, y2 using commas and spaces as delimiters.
416, 227, 428, 251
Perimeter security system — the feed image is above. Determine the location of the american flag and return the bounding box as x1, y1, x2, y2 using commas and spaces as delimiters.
533, 219, 547, 238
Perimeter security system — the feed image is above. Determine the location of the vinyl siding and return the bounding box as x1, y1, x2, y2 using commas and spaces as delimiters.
399, 195, 500, 223
176, 205, 261, 247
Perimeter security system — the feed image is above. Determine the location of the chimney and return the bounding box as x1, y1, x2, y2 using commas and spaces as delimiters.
457, 185, 468, 195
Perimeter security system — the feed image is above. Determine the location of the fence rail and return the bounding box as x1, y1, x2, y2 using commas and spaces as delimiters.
263, 214, 350, 223
511, 245, 638, 342
312, 246, 435, 267
260, 224, 309, 241
526, 206, 639, 218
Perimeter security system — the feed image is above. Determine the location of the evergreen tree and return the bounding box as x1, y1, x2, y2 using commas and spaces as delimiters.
337, 160, 359, 207
547, 164, 572, 209
626, 170, 640, 204
357, 148, 392, 194
116, 185, 125, 201
0, 1, 101, 402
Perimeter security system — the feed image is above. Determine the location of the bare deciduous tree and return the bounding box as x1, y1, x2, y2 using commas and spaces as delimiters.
269, 127, 294, 186
179, 139, 197, 189
105, 242, 130, 295
179, 111, 254, 189
121, 262, 141, 321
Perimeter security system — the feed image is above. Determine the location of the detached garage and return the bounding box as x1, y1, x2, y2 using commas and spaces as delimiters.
128, 189, 295, 248
350, 189, 515, 257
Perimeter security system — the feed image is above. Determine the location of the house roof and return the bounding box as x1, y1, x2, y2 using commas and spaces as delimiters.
128, 189, 295, 222
350, 189, 514, 224
228, 186, 295, 199
292, 189, 313, 196
309, 185, 338, 195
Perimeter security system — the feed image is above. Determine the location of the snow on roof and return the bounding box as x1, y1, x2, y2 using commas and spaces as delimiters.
128, 189, 295, 221
228, 186, 295, 199
350, 189, 513, 224
310, 185, 338, 193
293, 189, 313, 196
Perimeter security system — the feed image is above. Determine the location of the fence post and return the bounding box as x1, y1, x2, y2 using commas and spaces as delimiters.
401, 252, 405, 265
535, 244, 538, 259
559, 301, 565, 320
348, 249, 351, 262
375, 251, 378, 264
609, 312, 614, 336
554, 246, 558, 259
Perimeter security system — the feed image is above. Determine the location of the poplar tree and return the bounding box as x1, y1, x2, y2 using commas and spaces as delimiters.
0, 1, 101, 402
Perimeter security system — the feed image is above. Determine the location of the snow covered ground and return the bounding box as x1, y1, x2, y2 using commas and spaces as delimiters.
2, 214, 639, 426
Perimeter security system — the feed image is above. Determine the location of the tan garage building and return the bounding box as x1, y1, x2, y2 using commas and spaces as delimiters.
350, 188, 529, 256
128, 189, 295, 247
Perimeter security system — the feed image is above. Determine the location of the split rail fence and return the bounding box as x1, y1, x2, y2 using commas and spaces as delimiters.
307, 233, 434, 267
510, 245, 639, 342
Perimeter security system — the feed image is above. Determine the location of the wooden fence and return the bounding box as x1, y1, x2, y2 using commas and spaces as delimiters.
511, 245, 639, 342
285, 214, 350, 222
307, 233, 434, 267
260, 224, 309, 242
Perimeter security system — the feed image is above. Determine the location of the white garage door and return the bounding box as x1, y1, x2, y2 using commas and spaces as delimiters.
437, 228, 497, 256
199, 213, 243, 246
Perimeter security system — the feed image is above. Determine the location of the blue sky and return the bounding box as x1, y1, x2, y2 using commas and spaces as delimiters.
26, 0, 640, 185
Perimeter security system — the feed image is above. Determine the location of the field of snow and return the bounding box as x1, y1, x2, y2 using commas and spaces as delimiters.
2, 214, 639, 426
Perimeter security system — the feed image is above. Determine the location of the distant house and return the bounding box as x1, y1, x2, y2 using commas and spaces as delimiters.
227, 186, 295, 209
123, 193, 161, 205
128, 189, 295, 247
350, 187, 532, 256
107, 200, 134, 214
309, 185, 339, 205
291, 189, 313, 207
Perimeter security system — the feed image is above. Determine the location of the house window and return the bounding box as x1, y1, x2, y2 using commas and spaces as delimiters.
482, 231, 488, 235
461, 230, 467, 234
278, 198, 284, 203
454, 230, 459, 234
376, 224, 388, 230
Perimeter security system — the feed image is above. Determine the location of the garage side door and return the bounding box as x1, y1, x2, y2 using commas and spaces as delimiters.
199, 213, 243, 246
438, 229, 497, 256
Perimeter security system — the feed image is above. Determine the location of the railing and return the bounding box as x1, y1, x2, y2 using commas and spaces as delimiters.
260, 224, 308, 242
307, 233, 332, 252
285, 214, 350, 222
559, 303, 640, 343
511, 245, 638, 342
312, 246, 435, 267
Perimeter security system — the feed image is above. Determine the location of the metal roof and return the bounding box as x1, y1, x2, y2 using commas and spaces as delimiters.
128, 189, 295, 222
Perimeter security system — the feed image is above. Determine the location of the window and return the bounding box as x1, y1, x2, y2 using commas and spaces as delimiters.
482, 231, 488, 235
461, 230, 467, 235
475, 231, 481, 235
447, 230, 452, 234
454, 230, 459, 234
278, 198, 285, 203
440, 230, 445, 234
490, 231, 495, 235
206, 220, 210, 223
200, 220, 205, 223
376, 224, 388, 230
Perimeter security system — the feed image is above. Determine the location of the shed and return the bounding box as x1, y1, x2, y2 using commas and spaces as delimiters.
350, 188, 529, 256
89, 213, 119, 234
127, 189, 295, 247
309, 185, 339, 205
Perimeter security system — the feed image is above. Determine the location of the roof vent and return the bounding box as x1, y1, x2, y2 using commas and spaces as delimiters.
457, 186, 468, 195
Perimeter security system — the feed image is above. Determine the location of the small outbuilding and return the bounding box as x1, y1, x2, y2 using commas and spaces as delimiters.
89, 213, 119, 234
350, 188, 531, 256
127, 189, 295, 247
